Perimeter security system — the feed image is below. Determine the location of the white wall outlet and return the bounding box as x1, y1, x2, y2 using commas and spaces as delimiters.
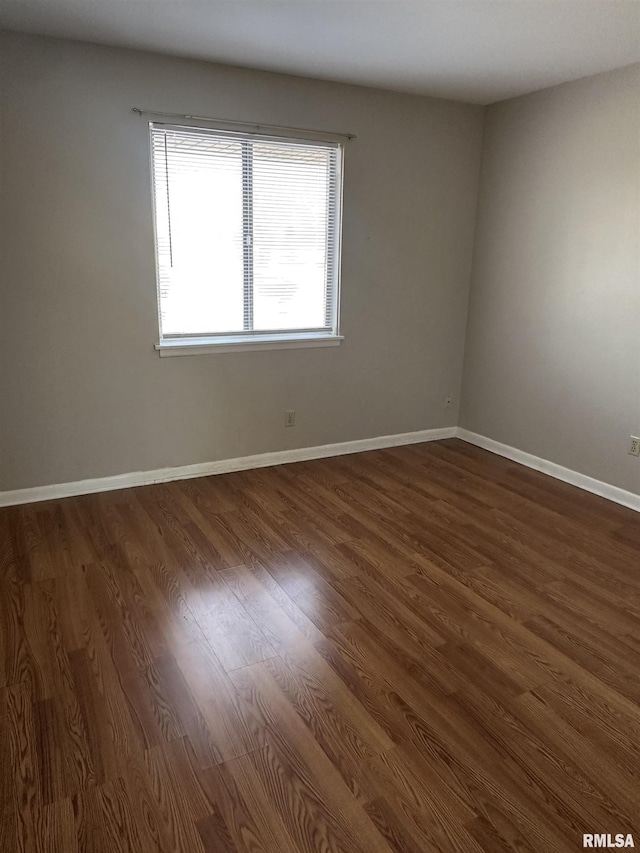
629, 436, 640, 457
285, 410, 296, 427
444, 395, 453, 409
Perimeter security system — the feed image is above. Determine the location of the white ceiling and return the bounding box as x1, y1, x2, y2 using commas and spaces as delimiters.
1, 1, 639, 104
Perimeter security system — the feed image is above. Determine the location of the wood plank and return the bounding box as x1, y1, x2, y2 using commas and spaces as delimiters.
229, 661, 393, 853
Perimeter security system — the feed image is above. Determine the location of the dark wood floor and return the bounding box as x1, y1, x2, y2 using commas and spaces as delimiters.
1, 439, 640, 852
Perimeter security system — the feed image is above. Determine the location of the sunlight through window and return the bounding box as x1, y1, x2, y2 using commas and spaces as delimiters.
150, 124, 342, 347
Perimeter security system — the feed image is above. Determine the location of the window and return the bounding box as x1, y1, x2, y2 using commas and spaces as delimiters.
149, 123, 343, 354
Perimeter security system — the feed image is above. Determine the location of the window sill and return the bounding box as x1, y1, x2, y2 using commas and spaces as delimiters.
154, 334, 344, 357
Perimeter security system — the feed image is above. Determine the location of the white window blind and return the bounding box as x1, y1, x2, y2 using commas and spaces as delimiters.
150, 123, 342, 349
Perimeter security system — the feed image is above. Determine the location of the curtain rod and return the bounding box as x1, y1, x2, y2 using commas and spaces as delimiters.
131, 108, 356, 141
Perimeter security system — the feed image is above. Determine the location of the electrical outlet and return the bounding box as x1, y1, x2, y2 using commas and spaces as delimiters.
629, 436, 640, 457
444, 395, 453, 409
285, 410, 296, 427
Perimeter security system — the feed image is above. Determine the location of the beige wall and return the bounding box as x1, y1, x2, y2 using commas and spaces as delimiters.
461, 65, 640, 495
5, 34, 634, 498
0, 32, 483, 491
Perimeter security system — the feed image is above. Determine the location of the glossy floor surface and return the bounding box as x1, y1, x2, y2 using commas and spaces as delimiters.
1, 439, 640, 852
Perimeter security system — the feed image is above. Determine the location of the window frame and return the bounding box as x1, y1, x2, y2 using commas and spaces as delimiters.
148, 121, 345, 356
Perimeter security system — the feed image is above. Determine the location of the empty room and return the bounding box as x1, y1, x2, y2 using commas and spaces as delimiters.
1, 1, 639, 851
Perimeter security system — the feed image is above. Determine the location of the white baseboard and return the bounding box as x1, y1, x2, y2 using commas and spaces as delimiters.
0, 427, 456, 508
456, 428, 640, 513
2, 426, 637, 513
